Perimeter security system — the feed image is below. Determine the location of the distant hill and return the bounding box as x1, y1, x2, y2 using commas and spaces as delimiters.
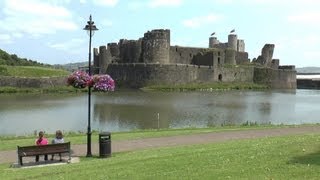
0, 49, 51, 67
53, 62, 87, 72
296, 67, 320, 74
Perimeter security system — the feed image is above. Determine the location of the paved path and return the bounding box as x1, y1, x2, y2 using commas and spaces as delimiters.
1, 126, 320, 164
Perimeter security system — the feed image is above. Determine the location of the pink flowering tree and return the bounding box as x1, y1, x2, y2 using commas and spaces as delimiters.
67, 70, 115, 91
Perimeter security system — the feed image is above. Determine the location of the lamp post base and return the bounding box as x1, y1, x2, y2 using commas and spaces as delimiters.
86, 131, 92, 157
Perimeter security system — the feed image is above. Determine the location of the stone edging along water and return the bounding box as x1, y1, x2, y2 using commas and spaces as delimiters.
0, 76, 67, 88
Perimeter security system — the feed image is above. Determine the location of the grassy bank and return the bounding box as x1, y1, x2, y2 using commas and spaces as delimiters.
0, 65, 69, 77
142, 82, 269, 91
1, 133, 320, 179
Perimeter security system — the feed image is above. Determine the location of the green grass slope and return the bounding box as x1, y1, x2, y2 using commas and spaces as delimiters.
0, 65, 69, 77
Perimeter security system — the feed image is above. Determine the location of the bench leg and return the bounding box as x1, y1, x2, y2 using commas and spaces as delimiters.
59, 153, 62, 161
19, 156, 23, 166
68, 152, 71, 163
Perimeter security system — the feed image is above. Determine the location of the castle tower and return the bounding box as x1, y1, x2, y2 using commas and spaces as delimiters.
119, 39, 142, 63
99, 46, 108, 74
225, 48, 236, 65
228, 34, 238, 51
141, 29, 170, 64
209, 37, 219, 48
237, 39, 245, 52
93, 48, 99, 74
107, 43, 120, 58
254, 44, 275, 67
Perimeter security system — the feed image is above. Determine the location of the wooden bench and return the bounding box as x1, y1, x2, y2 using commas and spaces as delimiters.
17, 142, 71, 166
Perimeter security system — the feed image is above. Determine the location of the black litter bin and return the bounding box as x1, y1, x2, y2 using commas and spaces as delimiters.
99, 132, 111, 158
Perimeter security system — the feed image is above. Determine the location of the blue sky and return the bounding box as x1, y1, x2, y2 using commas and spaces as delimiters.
0, 0, 319, 67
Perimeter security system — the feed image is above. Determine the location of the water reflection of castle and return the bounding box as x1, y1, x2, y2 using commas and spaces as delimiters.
93, 103, 171, 129
91, 91, 299, 130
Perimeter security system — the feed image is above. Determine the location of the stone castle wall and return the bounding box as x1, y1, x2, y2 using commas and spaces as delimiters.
119, 39, 142, 63
253, 67, 297, 89
170, 46, 206, 64
104, 63, 296, 89
105, 63, 254, 88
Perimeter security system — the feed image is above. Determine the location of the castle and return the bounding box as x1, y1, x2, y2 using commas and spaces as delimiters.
93, 29, 296, 89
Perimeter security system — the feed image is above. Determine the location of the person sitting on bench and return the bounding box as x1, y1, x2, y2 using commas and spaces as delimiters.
35, 131, 48, 162
51, 130, 64, 161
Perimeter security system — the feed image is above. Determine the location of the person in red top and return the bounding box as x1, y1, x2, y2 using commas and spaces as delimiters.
35, 131, 48, 162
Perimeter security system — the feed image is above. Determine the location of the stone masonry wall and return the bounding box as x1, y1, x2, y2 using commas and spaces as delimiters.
0, 76, 67, 88
119, 39, 142, 63
105, 63, 254, 88
141, 29, 170, 64
253, 67, 296, 89
170, 46, 207, 64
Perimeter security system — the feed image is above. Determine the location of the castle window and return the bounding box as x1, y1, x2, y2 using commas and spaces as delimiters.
180, 53, 182, 57
218, 57, 221, 64
218, 51, 221, 56
218, 74, 222, 81
176, 47, 178, 52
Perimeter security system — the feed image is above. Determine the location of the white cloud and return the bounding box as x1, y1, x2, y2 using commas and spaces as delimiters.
128, 1, 145, 11
47, 0, 72, 5
182, 14, 222, 28
287, 11, 320, 26
213, 0, 320, 6
4, 0, 71, 17
80, 0, 87, 4
277, 34, 320, 49
241, 0, 301, 4
213, 0, 233, 4
128, 0, 182, 10
0, 34, 13, 44
101, 19, 113, 27
12, 33, 23, 38
0, 0, 78, 38
148, 0, 182, 8
92, 0, 118, 7
48, 38, 85, 53
304, 51, 320, 58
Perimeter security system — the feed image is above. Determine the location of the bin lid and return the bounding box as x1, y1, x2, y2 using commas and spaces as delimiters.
99, 132, 111, 136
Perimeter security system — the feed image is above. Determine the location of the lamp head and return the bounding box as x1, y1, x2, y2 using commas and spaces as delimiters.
83, 15, 98, 36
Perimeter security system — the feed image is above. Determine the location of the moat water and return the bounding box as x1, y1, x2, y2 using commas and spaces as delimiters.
0, 89, 320, 136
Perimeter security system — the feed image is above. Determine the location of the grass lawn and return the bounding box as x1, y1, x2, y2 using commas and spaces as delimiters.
1, 134, 320, 179
0, 65, 69, 77
0, 125, 295, 151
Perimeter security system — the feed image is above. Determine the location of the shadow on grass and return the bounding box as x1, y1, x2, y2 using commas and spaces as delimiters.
288, 150, 320, 166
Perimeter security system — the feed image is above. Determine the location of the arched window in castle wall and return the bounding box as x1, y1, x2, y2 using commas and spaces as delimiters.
218, 74, 222, 81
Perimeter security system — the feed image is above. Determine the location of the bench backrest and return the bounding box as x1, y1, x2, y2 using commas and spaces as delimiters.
17, 142, 70, 156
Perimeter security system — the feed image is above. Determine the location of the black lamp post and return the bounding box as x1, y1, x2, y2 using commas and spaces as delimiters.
83, 14, 98, 157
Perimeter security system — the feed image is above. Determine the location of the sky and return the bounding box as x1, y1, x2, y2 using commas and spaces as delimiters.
0, 0, 319, 67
